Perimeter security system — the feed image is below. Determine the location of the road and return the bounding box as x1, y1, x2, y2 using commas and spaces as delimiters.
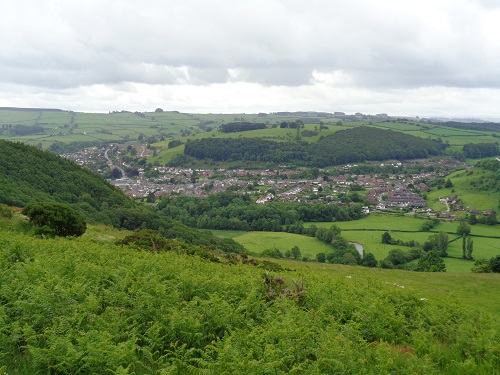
104, 149, 126, 176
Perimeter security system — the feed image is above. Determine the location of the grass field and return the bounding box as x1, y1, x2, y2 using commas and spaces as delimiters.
308, 214, 428, 231
426, 168, 499, 211
210, 230, 332, 259
210, 213, 500, 273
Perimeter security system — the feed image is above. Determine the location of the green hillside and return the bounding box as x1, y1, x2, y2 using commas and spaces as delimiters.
0, 139, 243, 252
0, 220, 499, 374
182, 127, 446, 167
426, 159, 500, 212
0, 139, 133, 223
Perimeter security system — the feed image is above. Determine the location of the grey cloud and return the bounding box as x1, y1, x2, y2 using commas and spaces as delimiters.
1, 0, 499, 92
229, 66, 314, 86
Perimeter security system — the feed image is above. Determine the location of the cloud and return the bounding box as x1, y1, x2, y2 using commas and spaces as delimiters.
0, 0, 499, 116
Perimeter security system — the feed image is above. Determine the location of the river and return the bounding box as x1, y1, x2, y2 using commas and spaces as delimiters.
349, 242, 364, 258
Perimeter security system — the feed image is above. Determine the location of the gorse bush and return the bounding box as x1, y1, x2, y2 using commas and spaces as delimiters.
0, 230, 499, 374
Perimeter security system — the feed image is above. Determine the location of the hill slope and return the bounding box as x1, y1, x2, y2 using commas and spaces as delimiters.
0, 226, 499, 374
0, 140, 244, 252
183, 127, 446, 167
0, 139, 132, 222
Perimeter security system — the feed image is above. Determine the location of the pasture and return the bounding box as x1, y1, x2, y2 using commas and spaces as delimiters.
3, 109, 499, 164
309, 213, 428, 231
304, 214, 500, 272
211, 230, 332, 259
426, 168, 499, 211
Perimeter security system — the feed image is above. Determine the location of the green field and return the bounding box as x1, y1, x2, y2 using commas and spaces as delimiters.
210, 230, 332, 259
4, 108, 498, 153
197, 219, 496, 273
426, 168, 499, 211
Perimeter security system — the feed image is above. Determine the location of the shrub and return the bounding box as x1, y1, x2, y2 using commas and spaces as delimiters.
490, 255, 500, 273
416, 251, 446, 272
261, 247, 283, 258
0, 204, 13, 218
22, 202, 86, 237
472, 259, 492, 273
116, 229, 179, 253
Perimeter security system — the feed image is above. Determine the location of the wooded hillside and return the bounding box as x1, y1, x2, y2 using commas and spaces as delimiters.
0, 140, 131, 212
184, 127, 446, 167
0, 139, 242, 252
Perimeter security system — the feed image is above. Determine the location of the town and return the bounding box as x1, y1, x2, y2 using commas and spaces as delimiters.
60, 144, 491, 219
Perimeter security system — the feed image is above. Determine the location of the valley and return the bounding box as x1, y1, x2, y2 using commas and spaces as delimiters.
1, 108, 499, 373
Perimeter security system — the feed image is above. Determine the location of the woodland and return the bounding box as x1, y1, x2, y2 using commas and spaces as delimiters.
184, 127, 446, 167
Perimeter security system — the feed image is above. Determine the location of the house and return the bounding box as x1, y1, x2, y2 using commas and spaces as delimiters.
256, 193, 274, 204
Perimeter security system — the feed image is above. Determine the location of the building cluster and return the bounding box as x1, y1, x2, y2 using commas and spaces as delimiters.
62, 146, 473, 216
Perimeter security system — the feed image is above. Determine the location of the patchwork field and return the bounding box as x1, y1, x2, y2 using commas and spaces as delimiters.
3, 109, 499, 155
211, 213, 500, 273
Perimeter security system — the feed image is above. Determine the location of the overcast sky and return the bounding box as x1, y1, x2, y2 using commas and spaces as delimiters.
1, 0, 500, 118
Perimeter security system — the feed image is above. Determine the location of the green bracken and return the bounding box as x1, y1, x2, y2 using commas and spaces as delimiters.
1, 225, 499, 374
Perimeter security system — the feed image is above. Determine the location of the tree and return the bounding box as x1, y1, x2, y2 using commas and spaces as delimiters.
484, 213, 497, 225
468, 213, 478, 225
466, 237, 474, 260
316, 252, 326, 263
361, 253, 378, 268
444, 178, 453, 188
381, 231, 392, 244
22, 202, 87, 237
290, 245, 302, 260
426, 231, 448, 256
384, 249, 406, 266
110, 168, 123, 179
342, 252, 358, 265
462, 234, 467, 259
146, 192, 156, 203
490, 255, 500, 273
457, 220, 471, 259
457, 220, 471, 236
416, 251, 446, 272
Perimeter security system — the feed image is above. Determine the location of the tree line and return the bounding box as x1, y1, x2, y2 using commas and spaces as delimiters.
463, 142, 499, 158
219, 122, 267, 133
440, 121, 500, 133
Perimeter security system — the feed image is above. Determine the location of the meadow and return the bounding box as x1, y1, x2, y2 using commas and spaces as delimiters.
211, 229, 333, 259
212, 213, 500, 273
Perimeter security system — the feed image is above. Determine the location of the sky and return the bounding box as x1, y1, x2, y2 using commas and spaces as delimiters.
1, 0, 500, 119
